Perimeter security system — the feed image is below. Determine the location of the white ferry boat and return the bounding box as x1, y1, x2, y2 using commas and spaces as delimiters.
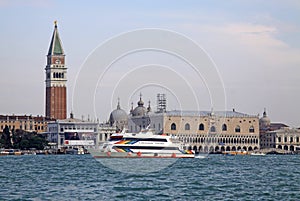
89, 129, 194, 158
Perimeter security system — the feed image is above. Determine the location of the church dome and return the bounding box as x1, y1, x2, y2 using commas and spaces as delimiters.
259, 109, 270, 128
137, 99, 144, 106
109, 100, 128, 130
131, 95, 147, 117
132, 106, 147, 117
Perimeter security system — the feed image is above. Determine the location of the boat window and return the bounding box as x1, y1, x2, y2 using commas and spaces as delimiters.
114, 145, 178, 150
109, 136, 123, 141
109, 138, 121, 141
123, 138, 167, 142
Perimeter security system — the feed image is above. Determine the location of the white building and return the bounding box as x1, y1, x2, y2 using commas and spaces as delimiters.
46, 113, 117, 151
269, 127, 300, 152
47, 114, 98, 150
258, 109, 297, 152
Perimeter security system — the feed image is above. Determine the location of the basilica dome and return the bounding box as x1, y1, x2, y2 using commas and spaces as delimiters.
109, 100, 128, 130
259, 109, 271, 128
131, 96, 147, 117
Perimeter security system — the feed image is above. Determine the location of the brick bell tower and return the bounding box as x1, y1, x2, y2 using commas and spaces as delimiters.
45, 21, 67, 119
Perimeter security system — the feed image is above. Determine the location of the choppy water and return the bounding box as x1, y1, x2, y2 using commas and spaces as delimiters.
0, 154, 299, 200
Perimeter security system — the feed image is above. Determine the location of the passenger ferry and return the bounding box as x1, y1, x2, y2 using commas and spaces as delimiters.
89, 129, 194, 158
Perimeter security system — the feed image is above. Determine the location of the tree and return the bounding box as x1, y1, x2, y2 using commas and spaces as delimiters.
0, 128, 48, 150
20, 140, 30, 150
2, 125, 11, 148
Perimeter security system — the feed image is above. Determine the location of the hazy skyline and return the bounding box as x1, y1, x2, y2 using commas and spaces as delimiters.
1, 0, 300, 126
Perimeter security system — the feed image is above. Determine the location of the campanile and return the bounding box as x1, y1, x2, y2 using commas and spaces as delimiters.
45, 21, 67, 119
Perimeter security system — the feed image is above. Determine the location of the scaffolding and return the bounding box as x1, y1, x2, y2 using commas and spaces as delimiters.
157, 94, 166, 113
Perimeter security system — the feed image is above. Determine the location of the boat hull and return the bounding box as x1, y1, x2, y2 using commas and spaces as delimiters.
88, 149, 194, 158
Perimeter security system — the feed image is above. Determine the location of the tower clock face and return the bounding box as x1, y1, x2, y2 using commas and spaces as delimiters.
55, 59, 61, 64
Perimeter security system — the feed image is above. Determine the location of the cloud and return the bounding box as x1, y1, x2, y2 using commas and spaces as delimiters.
175, 21, 300, 126
221, 23, 300, 65
182, 22, 300, 65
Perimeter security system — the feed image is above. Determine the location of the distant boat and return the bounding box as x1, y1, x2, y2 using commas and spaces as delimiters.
0, 149, 21, 156
66, 147, 85, 155
250, 152, 266, 156
195, 154, 208, 159
222, 150, 248, 156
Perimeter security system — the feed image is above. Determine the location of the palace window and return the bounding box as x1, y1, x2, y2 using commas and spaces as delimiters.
278, 137, 281, 142
199, 123, 204, 131
235, 125, 241, 133
185, 123, 190, 130
210, 126, 216, 132
222, 124, 227, 131
171, 123, 176, 130
249, 126, 255, 133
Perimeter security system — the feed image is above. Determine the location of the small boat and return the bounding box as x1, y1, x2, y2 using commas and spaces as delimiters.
0, 149, 22, 156
89, 129, 195, 158
250, 152, 266, 156
66, 148, 78, 155
195, 154, 208, 159
65, 147, 85, 155
222, 150, 249, 156
222, 151, 236, 156
222, 150, 248, 156
0, 150, 9, 156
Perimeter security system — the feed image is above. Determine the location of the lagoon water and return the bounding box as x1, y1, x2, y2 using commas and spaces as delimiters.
1, 155, 299, 200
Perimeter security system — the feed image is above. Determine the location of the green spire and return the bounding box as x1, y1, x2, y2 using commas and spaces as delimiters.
48, 21, 64, 55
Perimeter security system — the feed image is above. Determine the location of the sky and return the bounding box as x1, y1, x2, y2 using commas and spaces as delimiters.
0, 0, 300, 127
